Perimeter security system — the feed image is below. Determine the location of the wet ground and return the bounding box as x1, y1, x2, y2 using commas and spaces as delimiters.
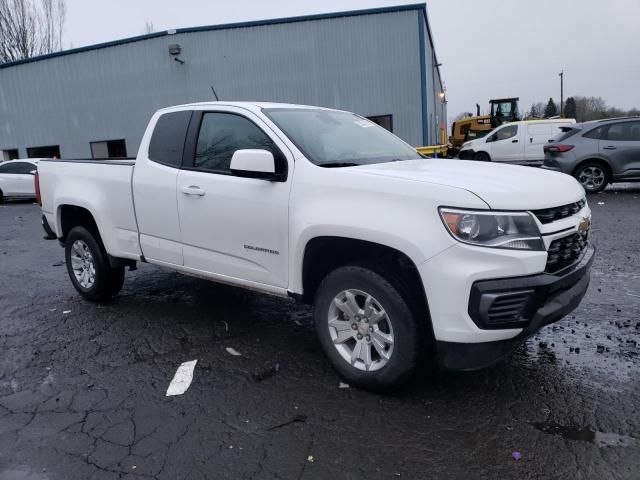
1, 185, 639, 480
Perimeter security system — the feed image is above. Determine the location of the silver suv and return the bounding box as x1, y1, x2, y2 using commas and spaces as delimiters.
542, 117, 640, 193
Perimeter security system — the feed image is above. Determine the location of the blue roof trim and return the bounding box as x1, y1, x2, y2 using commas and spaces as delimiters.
0, 3, 427, 70
417, 9, 429, 146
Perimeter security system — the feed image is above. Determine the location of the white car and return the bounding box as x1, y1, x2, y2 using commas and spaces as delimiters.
37, 102, 594, 391
0, 159, 40, 202
459, 119, 576, 165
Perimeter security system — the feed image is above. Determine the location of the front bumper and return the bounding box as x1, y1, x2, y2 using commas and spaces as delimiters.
436, 243, 595, 370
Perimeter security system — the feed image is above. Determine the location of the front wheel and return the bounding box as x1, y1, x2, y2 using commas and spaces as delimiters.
65, 226, 125, 302
313, 266, 424, 392
472, 151, 491, 162
574, 162, 609, 193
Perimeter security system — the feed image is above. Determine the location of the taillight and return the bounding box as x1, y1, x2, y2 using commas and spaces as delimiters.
34, 171, 42, 206
544, 144, 574, 153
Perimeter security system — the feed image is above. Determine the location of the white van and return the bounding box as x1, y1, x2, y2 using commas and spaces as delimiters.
459, 119, 576, 165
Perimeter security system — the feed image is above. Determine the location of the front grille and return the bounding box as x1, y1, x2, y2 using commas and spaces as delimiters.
532, 199, 586, 224
546, 231, 589, 273
485, 291, 534, 327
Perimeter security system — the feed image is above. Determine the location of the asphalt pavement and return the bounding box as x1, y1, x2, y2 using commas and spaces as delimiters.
0, 185, 639, 480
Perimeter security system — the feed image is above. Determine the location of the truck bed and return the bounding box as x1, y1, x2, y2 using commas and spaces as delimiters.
39, 158, 142, 260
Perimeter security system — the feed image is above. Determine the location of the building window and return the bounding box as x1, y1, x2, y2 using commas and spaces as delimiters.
90, 139, 128, 159
2, 149, 19, 161
367, 115, 393, 132
27, 145, 60, 159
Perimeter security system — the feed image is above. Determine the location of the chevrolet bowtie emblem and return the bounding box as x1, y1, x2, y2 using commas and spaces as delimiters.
578, 217, 591, 232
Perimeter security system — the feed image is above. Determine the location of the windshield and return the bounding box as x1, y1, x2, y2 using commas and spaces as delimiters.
263, 108, 422, 167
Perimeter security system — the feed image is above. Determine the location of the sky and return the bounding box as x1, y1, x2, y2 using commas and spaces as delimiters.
64, 0, 640, 122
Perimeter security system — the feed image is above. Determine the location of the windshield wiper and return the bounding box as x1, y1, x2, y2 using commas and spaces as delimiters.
318, 162, 360, 168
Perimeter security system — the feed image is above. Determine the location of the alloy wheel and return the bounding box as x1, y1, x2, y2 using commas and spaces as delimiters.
70, 240, 96, 288
327, 289, 395, 371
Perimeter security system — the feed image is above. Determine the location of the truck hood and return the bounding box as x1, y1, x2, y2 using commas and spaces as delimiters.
352, 159, 585, 210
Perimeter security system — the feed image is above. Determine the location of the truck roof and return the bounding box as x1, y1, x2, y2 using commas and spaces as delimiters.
157, 101, 338, 114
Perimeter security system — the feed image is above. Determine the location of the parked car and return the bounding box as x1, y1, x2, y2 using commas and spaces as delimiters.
37, 102, 594, 391
542, 117, 640, 193
459, 119, 576, 165
0, 159, 40, 203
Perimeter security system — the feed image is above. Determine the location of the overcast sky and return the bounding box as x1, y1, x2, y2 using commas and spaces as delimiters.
65, 0, 640, 121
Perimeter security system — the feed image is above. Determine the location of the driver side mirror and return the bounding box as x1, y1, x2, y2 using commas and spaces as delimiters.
230, 149, 281, 181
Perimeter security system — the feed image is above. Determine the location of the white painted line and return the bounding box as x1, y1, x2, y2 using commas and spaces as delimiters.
166, 360, 197, 396
225, 347, 242, 356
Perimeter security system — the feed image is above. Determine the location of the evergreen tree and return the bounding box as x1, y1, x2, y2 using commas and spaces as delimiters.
544, 98, 558, 118
564, 97, 577, 119
530, 103, 539, 117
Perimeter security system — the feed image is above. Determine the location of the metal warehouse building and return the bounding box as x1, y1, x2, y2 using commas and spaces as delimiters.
0, 3, 446, 161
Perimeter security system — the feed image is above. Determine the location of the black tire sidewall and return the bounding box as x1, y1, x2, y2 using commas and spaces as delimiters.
576, 163, 608, 193
65, 226, 118, 301
313, 266, 421, 391
473, 152, 490, 162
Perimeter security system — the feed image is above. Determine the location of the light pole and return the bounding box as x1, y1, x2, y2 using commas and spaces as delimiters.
559, 70, 564, 117
439, 91, 446, 145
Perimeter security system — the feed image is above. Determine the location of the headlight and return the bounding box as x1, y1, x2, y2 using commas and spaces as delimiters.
439, 208, 544, 250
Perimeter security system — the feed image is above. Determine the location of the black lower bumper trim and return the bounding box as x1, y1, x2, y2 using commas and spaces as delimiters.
438, 243, 594, 371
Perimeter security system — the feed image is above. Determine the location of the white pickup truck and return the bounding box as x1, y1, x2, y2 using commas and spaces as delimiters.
38, 102, 594, 390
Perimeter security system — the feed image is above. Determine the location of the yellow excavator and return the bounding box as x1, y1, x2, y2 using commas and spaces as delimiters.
449, 98, 520, 154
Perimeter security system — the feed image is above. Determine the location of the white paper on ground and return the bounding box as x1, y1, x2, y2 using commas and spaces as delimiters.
166, 360, 198, 396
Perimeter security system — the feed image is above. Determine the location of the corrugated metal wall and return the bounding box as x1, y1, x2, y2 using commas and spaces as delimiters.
0, 8, 439, 158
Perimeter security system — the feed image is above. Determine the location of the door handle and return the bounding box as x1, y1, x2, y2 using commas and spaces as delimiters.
181, 185, 205, 196
602, 146, 617, 150
512, 139, 518, 143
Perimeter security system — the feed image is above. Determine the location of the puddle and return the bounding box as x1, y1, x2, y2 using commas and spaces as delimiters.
531, 421, 637, 447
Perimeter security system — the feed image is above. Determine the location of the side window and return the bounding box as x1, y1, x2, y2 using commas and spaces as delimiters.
604, 122, 640, 141
489, 125, 518, 142
194, 112, 284, 175
148, 111, 192, 167
0, 162, 34, 174
583, 126, 604, 139
14, 162, 36, 174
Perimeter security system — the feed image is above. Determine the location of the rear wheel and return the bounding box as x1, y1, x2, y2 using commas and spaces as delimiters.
0, 189, 4, 203
313, 265, 424, 392
65, 226, 125, 302
473, 151, 491, 162
575, 162, 609, 193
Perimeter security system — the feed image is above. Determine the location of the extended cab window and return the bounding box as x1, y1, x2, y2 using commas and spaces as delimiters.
148, 111, 192, 167
194, 112, 283, 174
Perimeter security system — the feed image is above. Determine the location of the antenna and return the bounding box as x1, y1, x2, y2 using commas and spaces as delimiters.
210, 86, 219, 101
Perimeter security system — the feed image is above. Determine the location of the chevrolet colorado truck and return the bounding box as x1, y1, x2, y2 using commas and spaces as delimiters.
37, 102, 594, 391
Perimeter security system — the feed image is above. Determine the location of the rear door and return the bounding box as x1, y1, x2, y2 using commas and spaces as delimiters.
524, 123, 553, 161
599, 121, 640, 178
132, 110, 192, 266
176, 107, 292, 288
486, 124, 523, 162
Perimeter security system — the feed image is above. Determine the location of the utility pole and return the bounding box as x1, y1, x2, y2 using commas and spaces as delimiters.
559, 70, 564, 117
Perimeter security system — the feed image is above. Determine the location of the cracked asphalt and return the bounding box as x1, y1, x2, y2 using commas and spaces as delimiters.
1, 185, 639, 480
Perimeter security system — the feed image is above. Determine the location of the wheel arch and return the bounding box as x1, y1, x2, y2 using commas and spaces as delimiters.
299, 236, 433, 340
57, 204, 101, 243
572, 158, 613, 180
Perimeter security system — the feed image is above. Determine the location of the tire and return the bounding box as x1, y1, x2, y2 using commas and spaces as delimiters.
65, 226, 125, 302
0, 190, 4, 203
472, 152, 491, 162
313, 265, 424, 392
574, 161, 609, 193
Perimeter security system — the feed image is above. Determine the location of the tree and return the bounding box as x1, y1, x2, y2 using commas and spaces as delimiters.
564, 97, 577, 119
144, 20, 155, 34
529, 103, 539, 118
544, 98, 558, 118
0, 0, 66, 63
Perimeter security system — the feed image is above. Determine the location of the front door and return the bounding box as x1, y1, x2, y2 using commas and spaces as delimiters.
487, 124, 522, 162
177, 109, 292, 288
